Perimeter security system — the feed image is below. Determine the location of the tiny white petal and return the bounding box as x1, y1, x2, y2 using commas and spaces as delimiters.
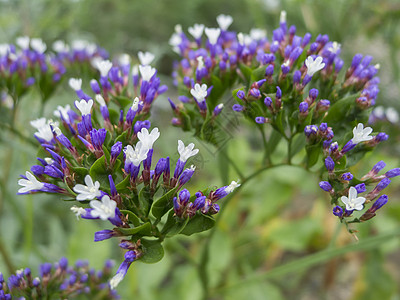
96, 60, 113, 77
68, 78, 82, 91
16, 36, 30, 50
31, 38, 47, 53
138, 51, 155, 66
305, 56, 325, 76
386, 107, 399, 123
188, 24, 205, 39
280, 10, 287, 23
75, 99, 94, 116
73, 175, 101, 201
216, 14, 233, 31
204, 28, 221, 45
177, 140, 199, 162
352, 123, 373, 144
190, 83, 208, 102
139, 65, 156, 82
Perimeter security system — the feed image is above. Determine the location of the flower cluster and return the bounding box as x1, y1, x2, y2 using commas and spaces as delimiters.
0, 257, 119, 299
0, 37, 107, 108
18, 60, 238, 287
316, 123, 398, 230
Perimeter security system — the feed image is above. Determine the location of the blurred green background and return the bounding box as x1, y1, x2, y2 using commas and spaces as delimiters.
0, 0, 400, 299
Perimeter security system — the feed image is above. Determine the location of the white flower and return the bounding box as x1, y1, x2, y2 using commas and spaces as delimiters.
86, 43, 97, 55
31, 118, 56, 142
328, 41, 341, 54
280, 10, 287, 23
110, 272, 124, 290
373, 106, 385, 119
0, 44, 10, 56
30, 118, 47, 130
196, 56, 205, 70
18, 171, 44, 193
341, 186, 366, 211
132, 65, 139, 76
73, 175, 101, 201
68, 78, 82, 91
138, 51, 155, 66
216, 14, 233, 31
16, 36, 30, 50
131, 97, 141, 111
52, 125, 62, 136
386, 107, 399, 123
53, 105, 72, 123
190, 83, 208, 102
118, 53, 131, 66
138, 127, 160, 149
44, 158, 54, 165
177, 140, 199, 162
90, 195, 116, 220
225, 181, 241, 193
205, 28, 221, 45
52, 40, 69, 53
31, 38, 47, 53
188, 24, 205, 39
72, 39, 88, 51
305, 56, 325, 76
352, 123, 373, 144
95, 94, 106, 107
237, 33, 252, 46
75, 99, 93, 116
250, 28, 267, 41
139, 65, 156, 81
70, 205, 86, 220
124, 141, 149, 166
175, 24, 183, 34
96, 60, 113, 77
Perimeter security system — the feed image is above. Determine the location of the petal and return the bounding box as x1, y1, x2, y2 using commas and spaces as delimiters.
177, 140, 184, 153
341, 196, 349, 205
76, 193, 92, 201
73, 184, 89, 193
84, 175, 94, 187
348, 187, 357, 200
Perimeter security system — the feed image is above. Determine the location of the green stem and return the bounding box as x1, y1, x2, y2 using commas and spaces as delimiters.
197, 162, 301, 300
218, 147, 245, 181
212, 228, 400, 295
258, 127, 270, 165
0, 236, 15, 273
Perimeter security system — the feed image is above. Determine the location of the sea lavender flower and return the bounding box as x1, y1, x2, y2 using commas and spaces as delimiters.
341, 187, 366, 211
73, 175, 102, 201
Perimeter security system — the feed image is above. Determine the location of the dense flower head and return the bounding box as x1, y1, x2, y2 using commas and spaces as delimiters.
2, 258, 119, 299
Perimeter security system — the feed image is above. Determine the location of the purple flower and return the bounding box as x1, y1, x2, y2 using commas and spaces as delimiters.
319, 181, 332, 192
333, 206, 343, 217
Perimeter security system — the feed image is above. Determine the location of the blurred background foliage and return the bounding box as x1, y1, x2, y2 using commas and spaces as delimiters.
0, 0, 399, 299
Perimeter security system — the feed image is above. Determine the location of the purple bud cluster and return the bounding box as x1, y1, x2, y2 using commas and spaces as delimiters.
0, 257, 119, 299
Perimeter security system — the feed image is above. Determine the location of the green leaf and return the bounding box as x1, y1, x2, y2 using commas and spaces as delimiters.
115, 176, 131, 193
151, 187, 179, 219
268, 129, 282, 155
161, 210, 190, 237
120, 209, 141, 227
290, 133, 306, 158
72, 167, 89, 182
114, 95, 133, 108
138, 186, 151, 216
89, 156, 109, 187
117, 222, 152, 236
115, 131, 128, 144
208, 75, 224, 107
324, 95, 357, 124
139, 239, 164, 264
305, 143, 321, 168
180, 214, 215, 236
238, 64, 253, 86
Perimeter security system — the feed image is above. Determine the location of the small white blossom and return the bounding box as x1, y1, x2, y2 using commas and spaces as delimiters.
216, 14, 233, 31
169, 33, 182, 53
328, 41, 341, 54
96, 59, 113, 77
196, 56, 205, 70
131, 97, 141, 111
86, 43, 97, 55
16, 36, 30, 50
352, 123, 373, 144
205, 28, 221, 45
72, 39, 88, 51
280, 10, 287, 23
374, 63, 380, 70
132, 65, 139, 76
44, 158, 54, 165
190, 83, 208, 102
95, 94, 106, 107
177, 140, 199, 162
75, 99, 93, 116
73, 175, 101, 201
68, 78, 82, 91
53, 105, 72, 123
138, 51, 155, 66
31, 38, 47, 53
31, 118, 56, 142
188, 24, 205, 39
305, 56, 325, 76
18, 171, 44, 193
71, 205, 86, 220
0, 44, 10, 56
90, 195, 116, 220
137, 127, 160, 149
225, 181, 241, 193
175, 24, 183, 34
341, 186, 366, 211
373, 106, 385, 119
52, 40, 70, 53
250, 28, 267, 41
139, 65, 156, 81
118, 53, 131, 66
237, 33, 252, 46
124, 141, 149, 166
386, 107, 399, 123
